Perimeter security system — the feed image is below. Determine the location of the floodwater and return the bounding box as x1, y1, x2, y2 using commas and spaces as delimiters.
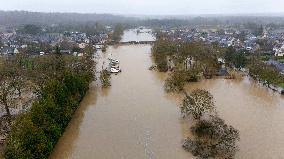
50, 30, 191, 159
184, 78, 284, 159
50, 30, 284, 159
120, 29, 156, 42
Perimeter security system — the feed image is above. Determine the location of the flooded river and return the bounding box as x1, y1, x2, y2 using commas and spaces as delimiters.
50, 30, 191, 159
50, 30, 284, 159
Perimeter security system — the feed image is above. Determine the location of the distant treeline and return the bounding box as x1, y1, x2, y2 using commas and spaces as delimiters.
1, 11, 284, 29
0, 11, 137, 26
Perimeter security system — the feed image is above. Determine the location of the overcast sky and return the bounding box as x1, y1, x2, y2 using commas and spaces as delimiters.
1, 0, 284, 15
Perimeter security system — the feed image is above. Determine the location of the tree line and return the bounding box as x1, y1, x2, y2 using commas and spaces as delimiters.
152, 35, 223, 92
1, 46, 95, 159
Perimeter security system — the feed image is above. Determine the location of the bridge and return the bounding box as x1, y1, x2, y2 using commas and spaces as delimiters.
118, 41, 155, 45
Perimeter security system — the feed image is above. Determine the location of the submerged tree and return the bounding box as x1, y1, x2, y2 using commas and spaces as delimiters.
100, 69, 111, 88
164, 67, 201, 93
183, 116, 240, 159
164, 71, 187, 93
181, 89, 215, 119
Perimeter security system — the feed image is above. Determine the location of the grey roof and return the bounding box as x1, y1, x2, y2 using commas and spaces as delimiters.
266, 60, 284, 71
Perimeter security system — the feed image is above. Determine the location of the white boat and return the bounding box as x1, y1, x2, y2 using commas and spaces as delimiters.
110, 67, 121, 73
95, 45, 103, 49
108, 58, 121, 73
109, 58, 120, 64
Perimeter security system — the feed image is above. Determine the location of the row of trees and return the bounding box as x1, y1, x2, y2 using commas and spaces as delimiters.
1, 46, 95, 159
152, 36, 224, 93
152, 38, 178, 72
152, 35, 221, 73
152, 35, 240, 158
248, 59, 284, 86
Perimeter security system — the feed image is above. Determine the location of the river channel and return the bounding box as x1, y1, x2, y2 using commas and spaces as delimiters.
50, 29, 284, 159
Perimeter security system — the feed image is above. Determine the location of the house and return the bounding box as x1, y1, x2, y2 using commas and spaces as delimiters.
60, 50, 71, 54
0, 46, 14, 55
266, 60, 284, 72
79, 43, 87, 49
14, 48, 20, 54
274, 44, 284, 57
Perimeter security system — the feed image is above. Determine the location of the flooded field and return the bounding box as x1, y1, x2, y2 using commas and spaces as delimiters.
50, 30, 284, 159
185, 78, 284, 159
120, 29, 156, 42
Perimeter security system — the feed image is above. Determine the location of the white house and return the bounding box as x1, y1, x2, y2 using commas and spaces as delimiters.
14, 48, 20, 54
79, 43, 87, 49
275, 44, 284, 57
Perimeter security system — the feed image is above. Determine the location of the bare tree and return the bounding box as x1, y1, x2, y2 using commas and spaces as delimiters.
181, 89, 215, 119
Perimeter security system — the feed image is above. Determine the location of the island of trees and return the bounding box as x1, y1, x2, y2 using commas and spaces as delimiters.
151, 34, 243, 158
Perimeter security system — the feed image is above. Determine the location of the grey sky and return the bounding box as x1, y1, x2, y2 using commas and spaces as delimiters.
1, 0, 284, 15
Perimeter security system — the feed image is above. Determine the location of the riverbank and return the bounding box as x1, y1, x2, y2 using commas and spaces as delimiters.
234, 68, 284, 95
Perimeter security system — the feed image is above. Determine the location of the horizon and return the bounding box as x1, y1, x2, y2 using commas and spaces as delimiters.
1, 10, 284, 18
1, 0, 284, 16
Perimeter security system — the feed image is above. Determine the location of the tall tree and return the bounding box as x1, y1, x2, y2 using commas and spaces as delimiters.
112, 24, 124, 42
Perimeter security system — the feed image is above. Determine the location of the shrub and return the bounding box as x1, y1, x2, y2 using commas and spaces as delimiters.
183, 116, 240, 159
100, 69, 111, 88
164, 69, 200, 93
164, 71, 187, 92
181, 89, 215, 119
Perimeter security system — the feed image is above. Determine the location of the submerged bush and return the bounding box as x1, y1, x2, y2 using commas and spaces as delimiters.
183, 116, 240, 159
164, 69, 200, 93
100, 69, 111, 88
164, 71, 187, 93
181, 89, 215, 119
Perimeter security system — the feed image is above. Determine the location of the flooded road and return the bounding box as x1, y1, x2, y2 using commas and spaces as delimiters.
50, 30, 284, 159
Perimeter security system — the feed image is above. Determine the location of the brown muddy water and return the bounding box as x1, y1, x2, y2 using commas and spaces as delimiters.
50, 30, 284, 159
184, 78, 284, 159
49, 44, 192, 159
